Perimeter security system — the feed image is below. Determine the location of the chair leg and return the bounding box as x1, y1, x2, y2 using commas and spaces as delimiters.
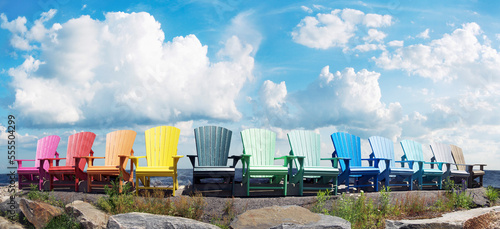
333, 177, 338, 196
87, 174, 92, 193
374, 175, 379, 192
283, 174, 288, 196
135, 175, 140, 195
49, 174, 54, 191
246, 176, 250, 196
231, 177, 235, 197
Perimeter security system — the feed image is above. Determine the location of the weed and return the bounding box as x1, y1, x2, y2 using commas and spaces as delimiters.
26, 184, 63, 207
486, 186, 499, 205
45, 213, 81, 229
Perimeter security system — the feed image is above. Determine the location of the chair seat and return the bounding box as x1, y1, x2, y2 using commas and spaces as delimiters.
303, 166, 339, 176
49, 166, 76, 173
472, 170, 485, 176
451, 170, 470, 177
390, 167, 414, 175
17, 167, 39, 174
87, 166, 119, 173
136, 166, 175, 173
423, 168, 443, 175
194, 167, 235, 173
248, 166, 288, 176
349, 166, 380, 175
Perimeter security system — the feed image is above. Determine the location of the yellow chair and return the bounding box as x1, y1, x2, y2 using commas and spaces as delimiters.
131, 126, 184, 196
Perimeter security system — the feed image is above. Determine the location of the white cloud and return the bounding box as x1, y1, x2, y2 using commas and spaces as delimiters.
301, 6, 312, 14
387, 40, 404, 47
0, 14, 27, 34
416, 28, 430, 39
353, 43, 383, 52
257, 66, 402, 139
374, 23, 500, 84
4, 11, 255, 127
291, 8, 392, 49
225, 10, 262, 56
363, 13, 392, 27
496, 34, 500, 40
363, 29, 386, 42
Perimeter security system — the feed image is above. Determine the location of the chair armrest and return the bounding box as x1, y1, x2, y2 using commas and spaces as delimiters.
130, 156, 147, 167
187, 155, 197, 168
81, 156, 105, 167
473, 164, 487, 166
229, 155, 242, 168
274, 155, 299, 166
172, 155, 184, 159
42, 158, 67, 168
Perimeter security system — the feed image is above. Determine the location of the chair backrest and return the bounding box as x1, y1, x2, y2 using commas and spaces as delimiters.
430, 142, 456, 171
450, 145, 466, 171
368, 136, 396, 172
35, 135, 61, 171
241, 128, 276, 166
194, 126, 232, 166
400, 139, 424, 172
287, 130, 321, 167
331, 132, 362, 170
66, 132, 96, 170
145, 126, 180, 167
104, 130, 137, 166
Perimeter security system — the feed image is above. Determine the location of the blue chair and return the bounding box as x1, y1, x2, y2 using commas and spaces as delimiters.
369, 136, 414, 190
331, 132, 386, 192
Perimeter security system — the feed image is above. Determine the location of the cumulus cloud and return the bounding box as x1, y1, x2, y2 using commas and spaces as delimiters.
374, 23, 500, 84
416, 28, 430, 39
291, 8, 392, 49
3, 11, 255, 127
257, 66, 402, 139
387, 40, 404, 47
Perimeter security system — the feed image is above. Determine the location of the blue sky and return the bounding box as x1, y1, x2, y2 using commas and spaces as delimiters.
1, 0, 500, 172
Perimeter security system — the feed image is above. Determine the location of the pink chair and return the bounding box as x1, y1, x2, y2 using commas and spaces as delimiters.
15, 135, 60, 190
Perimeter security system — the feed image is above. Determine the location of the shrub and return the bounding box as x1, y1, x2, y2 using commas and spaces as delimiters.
486, 186, 499, 205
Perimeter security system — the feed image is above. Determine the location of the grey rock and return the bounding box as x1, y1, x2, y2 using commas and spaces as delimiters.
230, 205, 350, 229
0, 197, 21, 216
66, 200, 109, 229
0, 216, 23, 229
106, 212, 219, 229
467, 187, 490, 207
19, 198, 64, 229
386, 206, 500, 229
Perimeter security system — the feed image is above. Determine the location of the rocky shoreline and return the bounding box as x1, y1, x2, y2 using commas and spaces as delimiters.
1, 183, 500, 228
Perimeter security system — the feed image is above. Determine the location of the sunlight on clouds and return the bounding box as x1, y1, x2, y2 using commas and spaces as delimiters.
375, 23, 500, 84
292, 8, 392, 50
416, 28, 430, 39
257, 66, 402, 139
4, 11, 255, 127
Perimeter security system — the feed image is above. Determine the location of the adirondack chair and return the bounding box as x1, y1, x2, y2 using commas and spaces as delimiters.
188, 126, 241, 196
131, 126, 184, 196
400, 140, 448, 189
450, 145, 486, 188
287, 130, 340, 195
368, 136, 414, 190
330, 132, 384, 192
84, 130, 136, 193
43, 132, 96, 191
430, 142, 469, 187
241, 128, 299, 196
15, 135, 60, 190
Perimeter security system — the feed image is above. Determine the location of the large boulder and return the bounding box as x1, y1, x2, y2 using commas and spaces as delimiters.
0, 197, 21, 216
66, 200, 109, 229
19, 198, 64, 229
386, 206, 500, 229
229, 205, 350, 229
107, 212, 219, 229
0, 216, 23, 229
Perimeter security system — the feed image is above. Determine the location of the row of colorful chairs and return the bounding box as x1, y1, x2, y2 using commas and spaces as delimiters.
16, 126, 486, 196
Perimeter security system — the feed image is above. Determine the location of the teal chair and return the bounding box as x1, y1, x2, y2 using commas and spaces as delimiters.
288, 130, 340, 195
400, 140, 448, 189
241, 128, 300, 196
188, 126, 240, 196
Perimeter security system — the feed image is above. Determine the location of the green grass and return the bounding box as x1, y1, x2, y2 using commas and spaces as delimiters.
311, 183, 475, 229
486, 186, 499, 205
